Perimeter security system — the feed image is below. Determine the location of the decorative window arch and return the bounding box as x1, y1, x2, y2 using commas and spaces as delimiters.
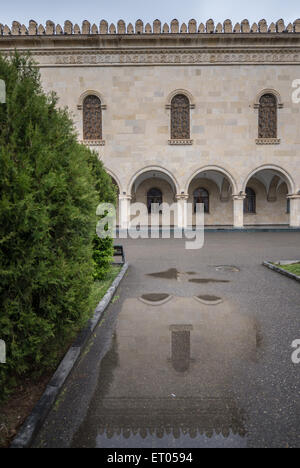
170, 94, 190, 140
244, 187, 256, 214
254, 89, 283, 109
258, 93, 277, 139
147, 188, 163, 214
194, 188, 209, 214
83, 95, 102, 141
254, 90, 282, 145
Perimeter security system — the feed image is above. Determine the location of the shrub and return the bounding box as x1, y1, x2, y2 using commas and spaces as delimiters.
92, 236, 114, 281
87, 150, 117, 282
0, 53, 115, 399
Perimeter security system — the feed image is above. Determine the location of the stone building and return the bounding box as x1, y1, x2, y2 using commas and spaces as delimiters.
1, 18, 300, 228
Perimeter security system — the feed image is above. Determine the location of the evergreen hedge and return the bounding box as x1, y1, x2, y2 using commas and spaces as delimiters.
0, 53, 116, 399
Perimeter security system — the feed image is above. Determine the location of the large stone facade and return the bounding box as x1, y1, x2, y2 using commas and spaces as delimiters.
1, 18, 300, 227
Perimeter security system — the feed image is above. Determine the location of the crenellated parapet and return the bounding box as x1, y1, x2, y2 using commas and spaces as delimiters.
0, 18, 300, 35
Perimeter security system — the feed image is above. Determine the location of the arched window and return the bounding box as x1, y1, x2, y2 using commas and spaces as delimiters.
83, 95, 102, 140
147, 188, 162, 214
258, 94, 277, 139
171, 94, 190, 140
194, 188, 209, 213
244, 188, 256, 213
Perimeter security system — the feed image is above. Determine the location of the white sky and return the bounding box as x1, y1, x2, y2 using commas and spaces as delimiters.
1, 0, 299, 26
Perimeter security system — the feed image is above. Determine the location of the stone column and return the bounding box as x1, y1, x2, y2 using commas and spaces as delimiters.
119, 195, 131, 230
233, 194, 246, 228
176, 194, 189, 229
289, 194, 300, 227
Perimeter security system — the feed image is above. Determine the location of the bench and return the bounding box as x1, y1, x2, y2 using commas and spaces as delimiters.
113, 245, 125, 264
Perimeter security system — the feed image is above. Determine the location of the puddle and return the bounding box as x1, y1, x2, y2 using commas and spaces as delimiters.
71, 295, 259, 448
215, 266, 240, 273
147, 269, 230, 284
139, 293, 173, 305
141, 293, 170, 302
197, 295, 222, 302
189, 278, 230, 284
171, 328, 191, 372
147, 268, 179, 280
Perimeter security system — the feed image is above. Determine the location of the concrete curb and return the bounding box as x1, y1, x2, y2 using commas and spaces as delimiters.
263, 261, 300, 283
10, 263, 129, 449
117, 227, 300, 235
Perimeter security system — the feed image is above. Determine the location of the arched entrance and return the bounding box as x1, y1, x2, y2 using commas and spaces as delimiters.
242, 166, 294, 226
186, 168, 236, 226
128, 168, 178, 226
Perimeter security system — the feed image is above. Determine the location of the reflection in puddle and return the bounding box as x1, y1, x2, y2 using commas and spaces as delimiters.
72, 296, 258, 448
196, 295, 223, 304
147, 268, 179, 280
170, 325, 193, 373
141, 293, 170, 303
189, 278, 230, 284
215, 266, 240, 272
147, 269, 230, 284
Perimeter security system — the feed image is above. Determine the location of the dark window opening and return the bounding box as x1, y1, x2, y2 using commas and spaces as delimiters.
244, 187, 256, 213
147, 188, 163, 214
193, 188, 209, 213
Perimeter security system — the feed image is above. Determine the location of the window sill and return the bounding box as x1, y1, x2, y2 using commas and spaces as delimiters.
81, 140, 105, 146
256, 138, 280, 145
169, 139, 193, 145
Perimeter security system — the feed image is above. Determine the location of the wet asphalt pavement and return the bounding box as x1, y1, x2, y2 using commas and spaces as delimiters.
32, 232, 300, 448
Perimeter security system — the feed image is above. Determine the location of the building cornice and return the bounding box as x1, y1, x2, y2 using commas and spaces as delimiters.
1, 18, 300, 37
0, 47, 299, 67
1, 19, 300, 66
1, 32, 300, 48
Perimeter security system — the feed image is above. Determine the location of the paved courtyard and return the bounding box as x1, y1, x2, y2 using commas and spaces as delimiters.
33, 232, 300, 448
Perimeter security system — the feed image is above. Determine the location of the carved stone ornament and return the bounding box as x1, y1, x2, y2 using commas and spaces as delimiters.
258, 93, 277, 139
83, 95, 102, 140
171, 94, 190, 140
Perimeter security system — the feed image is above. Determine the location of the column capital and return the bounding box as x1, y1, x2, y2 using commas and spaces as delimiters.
119, 194, 132, 201
287, 193, 300, 200
176, 193, 189, 201
232, 192, 246, 200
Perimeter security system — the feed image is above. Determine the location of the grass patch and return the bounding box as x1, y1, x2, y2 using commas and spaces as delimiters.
0, 264, 122, 448
276, 263, 300, 276
89, 265, 122, 311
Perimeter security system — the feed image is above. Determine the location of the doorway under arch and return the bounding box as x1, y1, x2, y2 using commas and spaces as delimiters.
129, 168, 177, 226
243, 167, 293, 226
187, 169, 235, 226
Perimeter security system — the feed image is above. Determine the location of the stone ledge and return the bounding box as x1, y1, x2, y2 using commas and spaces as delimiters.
169, 139, 193, 145
256, 138, 281, 145
77, 104, 106, 110
166, 103, 195, 110
263, 260, 300, 282
80, 139, 105, 146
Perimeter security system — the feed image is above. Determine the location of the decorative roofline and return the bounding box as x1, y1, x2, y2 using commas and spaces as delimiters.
0, 18, 300, 36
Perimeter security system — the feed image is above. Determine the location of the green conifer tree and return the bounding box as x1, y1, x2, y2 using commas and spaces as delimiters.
0, 52, 116, 398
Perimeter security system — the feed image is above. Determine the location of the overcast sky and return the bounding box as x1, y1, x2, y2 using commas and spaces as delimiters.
1, 0, 299, 26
